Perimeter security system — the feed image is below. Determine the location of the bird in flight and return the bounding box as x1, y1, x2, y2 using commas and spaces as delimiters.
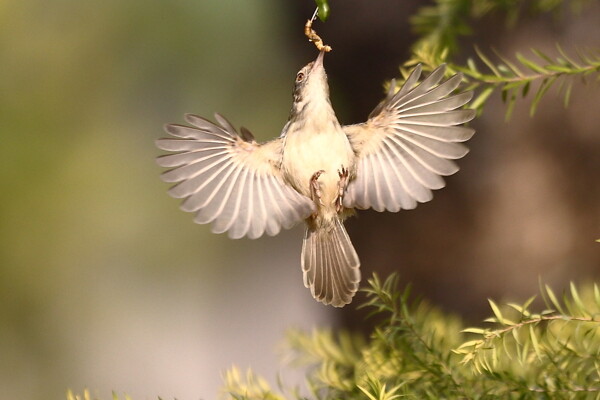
156, 51, 475, 307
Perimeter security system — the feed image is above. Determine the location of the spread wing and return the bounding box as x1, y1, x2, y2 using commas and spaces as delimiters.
343, 64, 476, 212
156, 113, 315, 239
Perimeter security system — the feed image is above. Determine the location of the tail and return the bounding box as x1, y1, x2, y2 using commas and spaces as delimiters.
301, 218, 361, 307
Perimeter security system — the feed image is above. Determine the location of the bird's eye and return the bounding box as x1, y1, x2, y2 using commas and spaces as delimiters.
296, 72, 305, 82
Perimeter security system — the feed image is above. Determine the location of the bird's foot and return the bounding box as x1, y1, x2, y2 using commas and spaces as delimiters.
310, 170, 325, 218
335, 166, 349, 213
304, 10, 332, 52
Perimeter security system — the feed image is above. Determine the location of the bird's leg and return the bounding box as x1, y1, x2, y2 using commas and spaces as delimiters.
304, 9, 332, 52
335, 166, 349, 213
309, 170, 325, 218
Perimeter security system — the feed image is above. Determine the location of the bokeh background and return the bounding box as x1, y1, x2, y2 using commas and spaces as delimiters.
1, 1, 598, 399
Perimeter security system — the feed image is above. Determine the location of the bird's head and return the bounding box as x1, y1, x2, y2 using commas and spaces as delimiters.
291, 51, 330, 115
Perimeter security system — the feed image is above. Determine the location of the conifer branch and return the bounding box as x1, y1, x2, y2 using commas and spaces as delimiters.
402, 0, 599, 119
409, 0, 592, 61
402, 45, 600, 120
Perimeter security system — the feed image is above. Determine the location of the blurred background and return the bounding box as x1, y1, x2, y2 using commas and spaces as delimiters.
0, 1, 598, 399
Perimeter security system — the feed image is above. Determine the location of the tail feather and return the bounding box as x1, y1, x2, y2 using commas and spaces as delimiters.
302, 218, 361, 307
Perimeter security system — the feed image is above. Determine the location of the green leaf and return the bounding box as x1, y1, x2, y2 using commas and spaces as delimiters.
462, 327, 486, 334
507, 303, 523, 313
563, 81, 573, 108
489, 299, 505, 325
493, 49, 525, 77
471, 86, 494, 110
515, 297, 534, 318
476, 47, 502, 77
357, 384, 378, 400
557, 44, 581, 68
512, 326, 522, 345
516, 52, 548, 74
531, 48, 554, 64
545, 284, 566, 314
314, 0, 330, 22
530, 76, 556, 116
522, 80, 531, 97
504, 90, 517, 121
501, 87, 508, 103
467, 58, 480, 75
570, 281, 589, 316
546, 65, 574, 73
502, 81, 524, 91
529, 324, 542, 361
458, 339, 484, 349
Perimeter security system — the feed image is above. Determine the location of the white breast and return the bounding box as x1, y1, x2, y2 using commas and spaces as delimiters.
282, 122, 355, 206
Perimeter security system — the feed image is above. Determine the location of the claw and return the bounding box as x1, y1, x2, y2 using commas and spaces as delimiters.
335, 166, 349, 213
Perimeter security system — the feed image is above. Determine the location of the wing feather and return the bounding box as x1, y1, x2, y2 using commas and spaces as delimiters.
385, 136, 445, 188
379, 143, 416, 210
380, 140, 430, 204
246, 171, 264, 240
388, 135, 459, 176
181, 161, 235, 215
261, 178, 281, 237
212, 166, 248, 235
368, 153, 384, 212
395, 109, 475, 126
393, 129, 469, 159
383, 139, 434, 202
169, 157, 231, 200
358, 157, 373, 208
395, 73, 463, 111
344, 64, 474, 212
398, 91, 473, 115
391, 65, 446, 108
230, 168, 251, 233
393, 124, 475, 143
157, 113, 315, 238
375, 147, 401, 211
372, 150, 395, 211
161, 149, 230, 184
197, 163, 244, 225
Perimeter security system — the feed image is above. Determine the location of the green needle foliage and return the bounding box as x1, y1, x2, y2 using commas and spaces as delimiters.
408, 0, 592, 59
221, 274, 600, 400
406, 0, 600, 119
404, 45, 600, 120
66, 276, 600, 399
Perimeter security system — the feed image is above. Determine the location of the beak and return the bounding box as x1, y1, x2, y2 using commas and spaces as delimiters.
312, 50, 325, 71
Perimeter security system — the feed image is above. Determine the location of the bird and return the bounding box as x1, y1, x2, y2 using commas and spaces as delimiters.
156, 51, 475, 307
